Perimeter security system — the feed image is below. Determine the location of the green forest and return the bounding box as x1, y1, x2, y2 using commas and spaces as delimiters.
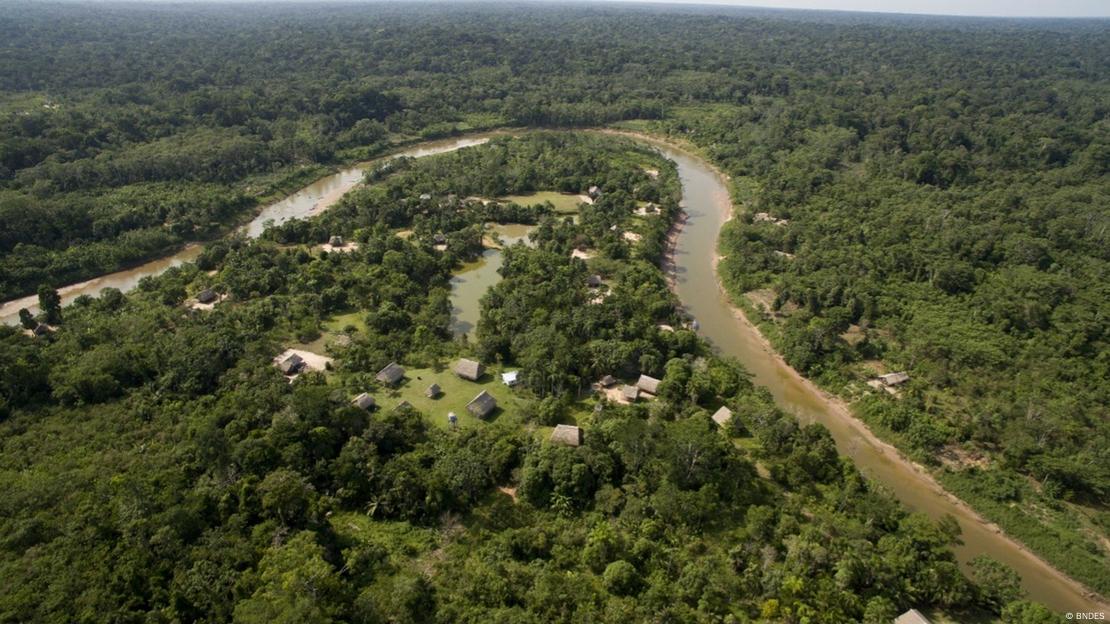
1, 1, 1107, 622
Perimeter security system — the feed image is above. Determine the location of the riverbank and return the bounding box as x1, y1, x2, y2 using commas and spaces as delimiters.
621, 124, 1107, 611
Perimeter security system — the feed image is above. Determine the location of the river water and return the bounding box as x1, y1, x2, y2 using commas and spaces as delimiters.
0, 135, 492, 325
653, 139, 1102, 613
449, 223, 533, 337
1, 131, 1100, 612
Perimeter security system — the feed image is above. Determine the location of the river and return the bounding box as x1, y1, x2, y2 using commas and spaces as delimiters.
1, 130, 1101, 612
0, 135, 493, 325
648, 136, 1104, 614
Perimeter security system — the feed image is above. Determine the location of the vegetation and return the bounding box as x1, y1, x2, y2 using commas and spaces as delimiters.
1, 0, 1107, 619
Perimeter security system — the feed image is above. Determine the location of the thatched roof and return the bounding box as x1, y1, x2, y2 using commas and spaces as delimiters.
352, 393, 376, 410
894, 610, 932, 624
879, 371, 910, 386
622, 385, 640, 401
711, 406, 733, 427
586, 274, 603, 287
32, 323, 52, 336
425, 383, 441, 398
466, 390, 497, 418
599, 374, 617, 387
636, 374, 661, 395
550, 424, 583, 447
328, 235, 344, 247
454, 358, 485, 381
375, 362, 405, 385
196, 288, 217, 304
279, 353, 304, 375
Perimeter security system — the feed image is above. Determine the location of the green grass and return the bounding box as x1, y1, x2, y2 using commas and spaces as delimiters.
365, 366, 529, 430
325, 311, 368, 334
498, 191, 585, 215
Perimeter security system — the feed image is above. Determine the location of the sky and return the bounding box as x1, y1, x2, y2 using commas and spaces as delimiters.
601, 0, 1110, 18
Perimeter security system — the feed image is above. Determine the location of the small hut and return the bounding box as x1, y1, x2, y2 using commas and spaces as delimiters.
550, 424, 583, 447
351, 393, 376, 410
447, 411, 458, 427
587, 185, 601, 199
466, 390, 497, 418
501, 371, 519, 387
622, 385, 640, 402
433, 232, 447, 244
278, 353, 304, 376
425, 383, 442, 399
328, 235, 345, 247
454, 358, 485, 381
375, 362, 405, 386
878, 371, 910, 386
586, 274, 603, 287
894, 610, 932, 624
599, 374, 617, 388
711, 406, 733, 428
394, 400, 414, 412
196, 288, 217, 304
636, 374, 662, 395
32, 323, 52, 337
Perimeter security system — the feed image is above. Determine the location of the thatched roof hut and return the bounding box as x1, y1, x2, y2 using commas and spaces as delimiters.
196, 288, 217, 304
636, 374, 661, 395
351, 393, 376, 410
328, 235, 344, 247
550, 424, 583, 447
454, 358, 485, 381
894, 610, 932, 624
466, 390, 497, 418
622, 385, 640, 402
878, 371, 910, 386
375, 362, 405, 385
425, 383, 442, 398
278, 353, 304, 375
599, 374, 617, 387
711, 406, 733, 427
586, 274, 603, 287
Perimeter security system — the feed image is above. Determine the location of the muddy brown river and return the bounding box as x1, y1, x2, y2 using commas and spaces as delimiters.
1, 130, 1102, 613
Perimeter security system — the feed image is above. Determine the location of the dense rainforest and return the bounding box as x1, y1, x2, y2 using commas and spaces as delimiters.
0, 1, 1107, 621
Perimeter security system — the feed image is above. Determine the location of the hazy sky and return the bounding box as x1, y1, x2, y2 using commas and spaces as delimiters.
603, 0, 1110, 18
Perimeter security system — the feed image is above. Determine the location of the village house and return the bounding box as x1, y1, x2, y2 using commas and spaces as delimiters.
636, 374, 661, 396
375, 362, 405, 386
328, 235, 344, 247
711, 406, 733, 428
433, 232, 447, 245
878, 371, 910, 386
278, 353, 304, 376
550, 424, 583, 447
587, 185, 601, 199
622, 384, 640, 402
466, 390, 497, 418
351, 393, 376, 410
454, 358, 485, 381
425, 383, 442, 399
894, 609, 932, 624
586, 274, 603, 287
32, 323, 52, 337
196, 288, 217, 304
501, 371, 519, 387
599, 374, 617, 388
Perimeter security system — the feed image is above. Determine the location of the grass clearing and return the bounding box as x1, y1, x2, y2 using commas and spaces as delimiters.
363, 366, 529, 430
498, 190, 585, 215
